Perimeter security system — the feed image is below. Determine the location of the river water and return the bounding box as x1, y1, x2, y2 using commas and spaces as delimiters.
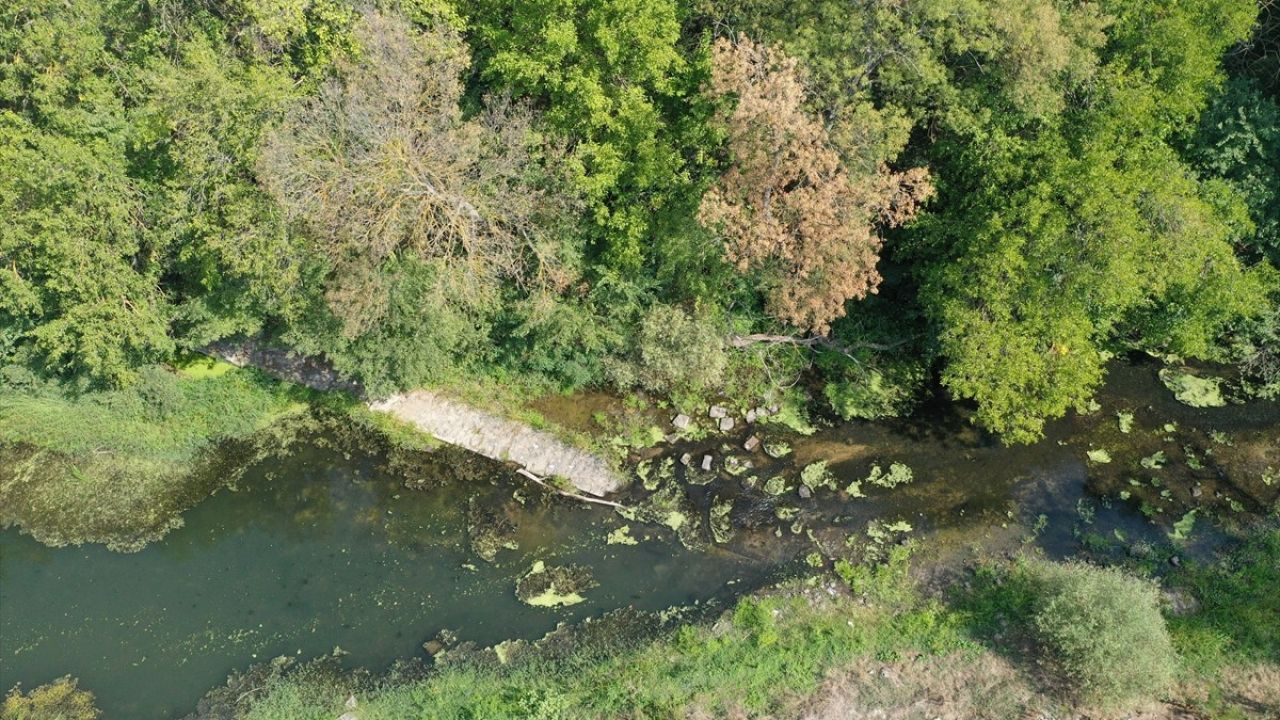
2, 359, 1276, 718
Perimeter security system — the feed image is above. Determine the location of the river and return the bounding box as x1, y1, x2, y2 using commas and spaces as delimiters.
1, 359, 1276, 718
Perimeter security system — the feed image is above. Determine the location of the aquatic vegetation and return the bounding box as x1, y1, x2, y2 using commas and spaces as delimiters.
723, 455, 752, 476
763, 442, 792, 458
2, 676, 100, 720
865, 519, 913, 544
774, 506, 800, 521
515, 561, 597, 607
710, 497, 734, 544
799, 461, 836, 491
864, 462, 914, 489
1169, 510, 1197, 542
761, 401, 816, 435
762, 475, 790, 496
1117, 411, 1135, 433
1086, 449, 1112, 464
1140, 451, 1168, 470
1185, 447, 1205, 470
466, 498, 519, 562
606, 525, 639, 545
1159, 369, 1227, 408
617, 480, 701, 548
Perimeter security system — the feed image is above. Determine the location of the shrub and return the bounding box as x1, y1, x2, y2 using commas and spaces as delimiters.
621, 304, 727, 395
824, 366, 918, 420
1027, 560, 1176, 709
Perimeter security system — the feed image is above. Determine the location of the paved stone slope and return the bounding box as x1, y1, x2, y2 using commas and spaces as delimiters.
370, 391, 624, 497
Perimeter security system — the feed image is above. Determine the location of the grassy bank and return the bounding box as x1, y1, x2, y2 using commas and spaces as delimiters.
0, 355, 316, 549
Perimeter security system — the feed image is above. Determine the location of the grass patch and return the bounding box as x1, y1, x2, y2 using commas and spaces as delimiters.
241, 595, 968, 719
0, 359, 312, 549
1168, 529, 1280, 673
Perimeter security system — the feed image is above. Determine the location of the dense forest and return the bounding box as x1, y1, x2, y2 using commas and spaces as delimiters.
2, 0, 1278, 443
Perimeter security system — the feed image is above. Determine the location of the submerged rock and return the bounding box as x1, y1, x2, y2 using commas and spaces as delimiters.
466, 498, 518, 563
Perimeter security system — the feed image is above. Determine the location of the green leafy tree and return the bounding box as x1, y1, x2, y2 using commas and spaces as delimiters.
0, 1, 173, 385
465, 0, 715, 273
912, 0, 1266, 442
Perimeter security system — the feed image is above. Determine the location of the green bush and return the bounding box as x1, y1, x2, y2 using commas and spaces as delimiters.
824, 365, 920, 421
614, 304, 727, 395
1027, 561, 1176, 709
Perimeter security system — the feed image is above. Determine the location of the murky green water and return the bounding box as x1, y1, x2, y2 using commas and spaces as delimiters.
2, 360, 1276, 719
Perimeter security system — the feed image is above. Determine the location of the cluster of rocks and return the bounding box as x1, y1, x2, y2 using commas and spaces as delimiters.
672, 402, 777, 473
672, 403, 777, 435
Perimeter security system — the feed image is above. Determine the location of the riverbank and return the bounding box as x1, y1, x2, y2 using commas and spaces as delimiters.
0, 353, 436, 550
0, 355, 310, 549
163, 527, 1280, 719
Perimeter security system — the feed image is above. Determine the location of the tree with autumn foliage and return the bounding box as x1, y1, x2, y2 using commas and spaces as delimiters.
698, 38, 932, 335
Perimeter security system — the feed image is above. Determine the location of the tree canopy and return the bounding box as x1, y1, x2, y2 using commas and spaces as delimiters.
1, 0, 1275, 442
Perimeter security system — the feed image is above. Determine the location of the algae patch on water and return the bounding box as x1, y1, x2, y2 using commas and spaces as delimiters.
606, 525, 639, 545
864, 462, 914, 488
516, 561, 598, 607
1087, 449, 1112, 464
1159, 369, 1226, 408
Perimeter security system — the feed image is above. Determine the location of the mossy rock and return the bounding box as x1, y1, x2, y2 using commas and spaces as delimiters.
710, 496, 734, 544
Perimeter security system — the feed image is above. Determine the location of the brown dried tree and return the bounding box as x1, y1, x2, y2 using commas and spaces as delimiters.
259, 11, 575, 337
699, 37, 933, 335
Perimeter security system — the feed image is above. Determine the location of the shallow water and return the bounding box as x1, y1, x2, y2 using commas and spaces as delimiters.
2, 359, 1276, 718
